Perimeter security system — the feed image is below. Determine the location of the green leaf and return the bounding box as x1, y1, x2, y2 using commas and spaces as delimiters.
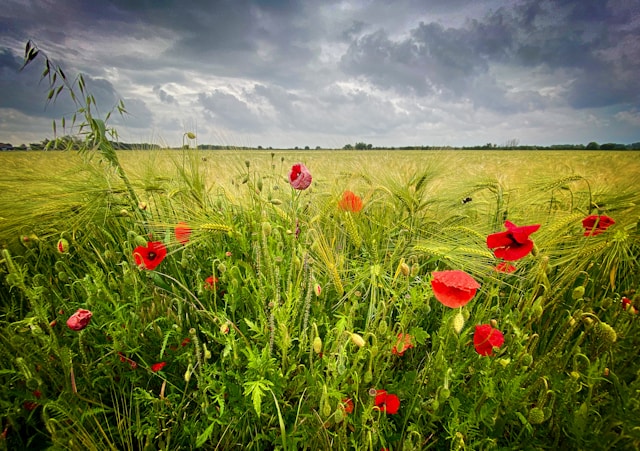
195, 422, 216, 448
243, 378, 273, 416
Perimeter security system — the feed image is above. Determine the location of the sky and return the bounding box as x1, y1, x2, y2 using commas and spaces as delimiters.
1, 0, 639, 149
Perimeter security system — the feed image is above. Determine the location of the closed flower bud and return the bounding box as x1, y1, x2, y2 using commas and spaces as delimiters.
56, 238, 69, 253
520, 353, 534, 367
334, 406, 345, 423
438, 387, 450, 401
528, 407, 545, 425
350, 333, 365, 348
220, 323, 230, 334
314, 284, 322, 297
572, 286, 585, 300
184, 364, 193, 383
452, 311, 465, 334
594, 322, 617, 345
400, 262, 410, 277
313, 336, 323, 354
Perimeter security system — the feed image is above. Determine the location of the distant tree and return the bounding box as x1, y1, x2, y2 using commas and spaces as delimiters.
343, 144, 353, 150
630, 142, 640, 150
315, 146, 321, 150
257, 145, 263, 149
586, 142, 600, 150
503, 138, 520, 149
304, 146, 310, 150
354, 142, 372, 150
599, 143, 620, 150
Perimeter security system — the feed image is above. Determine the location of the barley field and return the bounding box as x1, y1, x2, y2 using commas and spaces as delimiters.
1, 148, 640, 450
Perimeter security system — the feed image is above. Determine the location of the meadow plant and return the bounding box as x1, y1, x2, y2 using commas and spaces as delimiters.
0, 41, 640, 450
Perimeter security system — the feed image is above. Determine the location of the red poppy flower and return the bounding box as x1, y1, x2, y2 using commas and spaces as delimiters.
181, 337, 191, 347
487, 220, 540, 261
175, 222, 192, 244
582, 215, 615, 236
374, 390, 400, 414
118, 352, 138, 369
204, 275, 218, 290
431, 270, 481, 308
133, 241, 167, 270
473, 324, 505, 356
342, 398, 354, 414
392, 333, 414, 356
151, 362, 167, 372
66, 308, 92, 331
338, 190, 363, 212
289, 163, 312, 190
495, 262, 517, 273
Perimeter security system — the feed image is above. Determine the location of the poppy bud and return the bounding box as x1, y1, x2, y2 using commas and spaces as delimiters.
452, 311, 465, 334
314, 284, 322, 297
438, 387, 450, 401
594, 322, 617, 345
572, 286, 585, 300
184, 364, 193, 383
138, 201, 148, 210
133, 235, 148, 247
334, 406, 345, 423
220, 323, 230, 334
520, 353, 533, 367
186, 132, 196, 140
528, 407, 545, 425
350, 333, 365, 348
56, 238, 69, 253
313, 336, 322, 354
377, 320, 388, 334
400, 262, 410, 276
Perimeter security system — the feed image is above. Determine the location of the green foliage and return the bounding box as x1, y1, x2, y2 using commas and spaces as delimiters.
1, 42, 640, 450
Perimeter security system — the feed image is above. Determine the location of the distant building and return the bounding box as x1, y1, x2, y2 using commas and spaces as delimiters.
0, 143, 14, 150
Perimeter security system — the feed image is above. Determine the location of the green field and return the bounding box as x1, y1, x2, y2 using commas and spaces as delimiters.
1, 148, 640, 450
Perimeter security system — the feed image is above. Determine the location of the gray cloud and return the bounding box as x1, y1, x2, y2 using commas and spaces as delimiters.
198, 90, 266, 132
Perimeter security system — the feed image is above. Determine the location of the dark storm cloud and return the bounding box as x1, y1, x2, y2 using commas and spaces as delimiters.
339, 0, 640, 112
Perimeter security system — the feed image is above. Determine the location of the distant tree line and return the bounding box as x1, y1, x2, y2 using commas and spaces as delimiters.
2, 138, 639, 151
